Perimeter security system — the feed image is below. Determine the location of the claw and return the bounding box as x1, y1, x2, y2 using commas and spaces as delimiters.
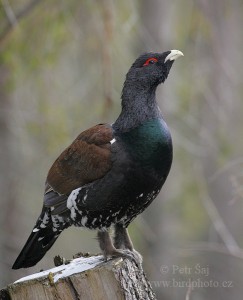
98, 229, 143, 269
105, 248, 143, 269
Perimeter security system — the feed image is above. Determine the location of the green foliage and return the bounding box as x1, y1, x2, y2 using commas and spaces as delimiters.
3, 4, 69, 73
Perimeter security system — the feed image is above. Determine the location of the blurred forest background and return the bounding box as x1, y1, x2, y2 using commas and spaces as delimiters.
0, 0, 243, 299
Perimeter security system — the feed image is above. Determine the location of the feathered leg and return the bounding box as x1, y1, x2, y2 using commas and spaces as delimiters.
97, 226, 143, 267
113, 224, 134, 250
113, 224, 143, 265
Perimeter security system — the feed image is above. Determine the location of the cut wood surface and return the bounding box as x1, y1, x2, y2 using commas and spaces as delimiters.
0, 256, 157, 300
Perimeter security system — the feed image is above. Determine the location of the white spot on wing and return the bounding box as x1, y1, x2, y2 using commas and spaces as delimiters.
70, 208, 76, 220
51, 215, 65, 233
110, 138, 116, 144
33, 228, 40, 232
40, 213, 49, 228
67, 188, 82, 209
81, 216, 88, 226
67, 187, 82, 220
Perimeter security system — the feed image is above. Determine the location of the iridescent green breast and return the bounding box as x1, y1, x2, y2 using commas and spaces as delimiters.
119, 118, 173, 175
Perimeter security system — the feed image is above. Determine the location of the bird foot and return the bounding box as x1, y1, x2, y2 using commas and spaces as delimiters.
97, 230, 142, 269
105, 248, 143, 269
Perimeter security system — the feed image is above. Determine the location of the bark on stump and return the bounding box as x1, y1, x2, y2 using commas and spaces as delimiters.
0, 256, 157, 300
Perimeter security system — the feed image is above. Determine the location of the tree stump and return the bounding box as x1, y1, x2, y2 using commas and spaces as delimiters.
0, 256, 157, 300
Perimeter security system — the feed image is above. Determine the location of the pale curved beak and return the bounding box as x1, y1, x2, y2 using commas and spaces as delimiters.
164, 50, 184, 63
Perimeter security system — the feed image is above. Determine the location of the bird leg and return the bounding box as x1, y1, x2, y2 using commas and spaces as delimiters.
97, 229, 142, 267
114, 224, 143, 266
97, 230, 120, 258
113, 224, 134, 250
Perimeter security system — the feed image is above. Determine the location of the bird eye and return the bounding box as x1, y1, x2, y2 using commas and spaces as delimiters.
143, 57, 158, 66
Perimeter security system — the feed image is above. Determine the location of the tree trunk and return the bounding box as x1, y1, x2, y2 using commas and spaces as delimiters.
0, 256, 157, 300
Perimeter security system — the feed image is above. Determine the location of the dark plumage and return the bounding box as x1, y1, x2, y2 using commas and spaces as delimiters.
13, 50, 183, 269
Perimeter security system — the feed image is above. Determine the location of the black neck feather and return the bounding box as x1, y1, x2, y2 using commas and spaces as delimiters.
113, 83, 162, 133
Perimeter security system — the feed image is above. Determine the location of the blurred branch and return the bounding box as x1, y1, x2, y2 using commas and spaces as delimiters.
202, 192, 239, 253
209, 157, 243, 183
178, 241, 243, 260
135, 216, 158, 243
0, 0, 41, 44
101, 0, 114, 115
1, 0, 18, 27
194, 163, 241, 255
229, 175, 243, 205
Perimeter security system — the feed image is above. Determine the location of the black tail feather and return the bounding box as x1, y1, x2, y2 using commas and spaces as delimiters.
12, 208, 68, 269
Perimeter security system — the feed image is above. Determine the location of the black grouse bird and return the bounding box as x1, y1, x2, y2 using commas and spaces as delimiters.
13, 50, 183, 269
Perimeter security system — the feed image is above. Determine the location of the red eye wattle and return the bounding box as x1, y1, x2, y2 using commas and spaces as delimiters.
143, 57, 158, 66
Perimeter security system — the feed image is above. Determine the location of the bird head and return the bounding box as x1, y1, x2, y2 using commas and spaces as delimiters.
124, 50, 184, 89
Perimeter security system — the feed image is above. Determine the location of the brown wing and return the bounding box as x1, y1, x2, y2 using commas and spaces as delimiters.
46, 124, 113, 195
